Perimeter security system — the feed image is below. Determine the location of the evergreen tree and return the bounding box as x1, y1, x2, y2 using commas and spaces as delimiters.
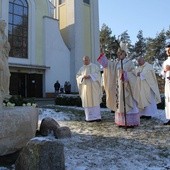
165, 26, 170, 43
133, 30, 146, 58
145, 30, 166, 63
99, 24, 170, 63
119, 30, 131, 44
118, 30, 133, 55
100, 24, 112, 54
100, 23, 119, 59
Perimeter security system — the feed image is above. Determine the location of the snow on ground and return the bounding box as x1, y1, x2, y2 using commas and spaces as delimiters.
39, 107, 170, 170
1, 107, 170, 170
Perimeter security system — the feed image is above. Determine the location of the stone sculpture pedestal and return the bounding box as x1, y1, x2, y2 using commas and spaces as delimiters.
0, 106, 39, 156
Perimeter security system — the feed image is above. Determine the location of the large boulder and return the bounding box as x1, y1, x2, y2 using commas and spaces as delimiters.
0, 106, 38, 156
15, 138, 65, 170
39, 117, 60, 136
39, 117, 71, 139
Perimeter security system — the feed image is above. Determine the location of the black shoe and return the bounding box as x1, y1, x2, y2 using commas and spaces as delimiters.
85, 119, 101, 122
145, 116, 151, 119
95, 119, 102, 122
85, 120, 95, 122
163, 120, 170, 125
140, 116, 151, 119
127, 126, 135, 128
118, 125, 134, 128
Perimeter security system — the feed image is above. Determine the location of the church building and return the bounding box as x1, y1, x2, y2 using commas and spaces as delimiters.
0, 0, 100, 97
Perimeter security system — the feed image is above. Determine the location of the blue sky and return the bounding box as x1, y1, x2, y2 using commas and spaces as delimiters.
99, 0, 170, 44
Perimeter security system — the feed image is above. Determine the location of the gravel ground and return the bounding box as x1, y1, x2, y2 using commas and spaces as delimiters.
0, 106, 170, 170
40, 106, 170, 170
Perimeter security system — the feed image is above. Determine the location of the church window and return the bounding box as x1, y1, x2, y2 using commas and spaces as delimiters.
59, 0, 65, 5
83, 0, 90, 5
8, 0, 28, 58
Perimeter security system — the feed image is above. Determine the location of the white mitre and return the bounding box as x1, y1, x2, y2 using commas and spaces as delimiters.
119, 41, 128, 54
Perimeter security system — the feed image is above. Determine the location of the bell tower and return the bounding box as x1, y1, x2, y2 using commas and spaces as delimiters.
54, 0, 100, 91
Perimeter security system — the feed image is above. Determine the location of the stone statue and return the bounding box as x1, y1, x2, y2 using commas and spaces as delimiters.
0, 19, 11, 108
0, 20, 39, 156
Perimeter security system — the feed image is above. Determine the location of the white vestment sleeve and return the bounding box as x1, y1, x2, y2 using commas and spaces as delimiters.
90, 73, 98, 81
161, 61, 166, 78
140, 72, 145, 80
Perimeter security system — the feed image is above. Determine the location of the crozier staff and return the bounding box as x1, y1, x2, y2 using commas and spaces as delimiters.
100, 42, 140, 128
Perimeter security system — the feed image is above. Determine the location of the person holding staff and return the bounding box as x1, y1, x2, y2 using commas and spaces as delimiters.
98, 42, 140, 128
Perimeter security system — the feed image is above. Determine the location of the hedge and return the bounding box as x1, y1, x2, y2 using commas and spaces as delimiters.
54, 94, 165, 110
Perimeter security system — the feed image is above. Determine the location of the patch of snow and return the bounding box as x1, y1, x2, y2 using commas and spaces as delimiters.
1, 107, 169, 170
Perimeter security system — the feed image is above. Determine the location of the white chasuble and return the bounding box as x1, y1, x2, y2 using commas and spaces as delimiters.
116, 58, 138, 113
103, 60, 117, 111
134, 62, 161, 110
76, 63, 102, 108
161, 58, 170, 119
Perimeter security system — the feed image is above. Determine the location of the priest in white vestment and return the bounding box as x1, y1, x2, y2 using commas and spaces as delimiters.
161, 44, 170, 125
134, 57, 161, 119
76, 56, 102, 122
102, 58, 117, 112
114, 50, 140, 127
99, 42, 140, 127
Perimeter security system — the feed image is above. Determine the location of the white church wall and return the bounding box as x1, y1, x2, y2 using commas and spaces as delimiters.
43, 16, 70, 94
64, 0, 100, 92
0, 0, 2, 17
90, 0, 100, 65
1, 0, 99, 96
64, 0, 85, 92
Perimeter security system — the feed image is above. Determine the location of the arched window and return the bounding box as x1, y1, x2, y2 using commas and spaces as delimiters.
8, 0, 28, 58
